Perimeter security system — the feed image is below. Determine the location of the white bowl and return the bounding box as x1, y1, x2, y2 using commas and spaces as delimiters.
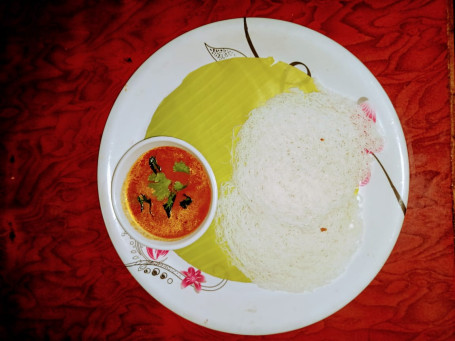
111, 136, 218, 250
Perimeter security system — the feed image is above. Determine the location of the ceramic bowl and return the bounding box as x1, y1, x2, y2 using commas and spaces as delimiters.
111, 136, 217, 250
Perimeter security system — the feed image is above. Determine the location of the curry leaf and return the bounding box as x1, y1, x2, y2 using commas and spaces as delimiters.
137, 194, 152, 214
149, 156, 161, 174
180, 194, 192, 209
163, 192, 177, 218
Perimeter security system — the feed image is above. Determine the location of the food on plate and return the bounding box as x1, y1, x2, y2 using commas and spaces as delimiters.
215, 87, 382, 292
145, 57, 317, 280
146, 57, 316, 187
123, 146, 212, 241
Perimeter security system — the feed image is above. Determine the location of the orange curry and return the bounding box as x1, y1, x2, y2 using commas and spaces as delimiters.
123, 146, 211, 240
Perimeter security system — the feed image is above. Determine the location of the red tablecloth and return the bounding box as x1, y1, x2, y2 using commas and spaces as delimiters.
1, 0, 454, 339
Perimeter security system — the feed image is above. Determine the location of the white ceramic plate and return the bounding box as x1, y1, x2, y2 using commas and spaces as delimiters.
98, 18, 409, 335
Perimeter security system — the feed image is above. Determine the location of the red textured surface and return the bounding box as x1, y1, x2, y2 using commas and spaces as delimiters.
1, 0, 454, 339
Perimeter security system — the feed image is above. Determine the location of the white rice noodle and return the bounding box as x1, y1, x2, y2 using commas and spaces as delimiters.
215, 88, 382, 292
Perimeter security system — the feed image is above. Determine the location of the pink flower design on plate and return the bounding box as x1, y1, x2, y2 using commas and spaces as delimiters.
181, 267, 206, 293
146, 248, 169, 260
357, 97, 384, 186
358, 97, 376, 123
360, 167, 371, 187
